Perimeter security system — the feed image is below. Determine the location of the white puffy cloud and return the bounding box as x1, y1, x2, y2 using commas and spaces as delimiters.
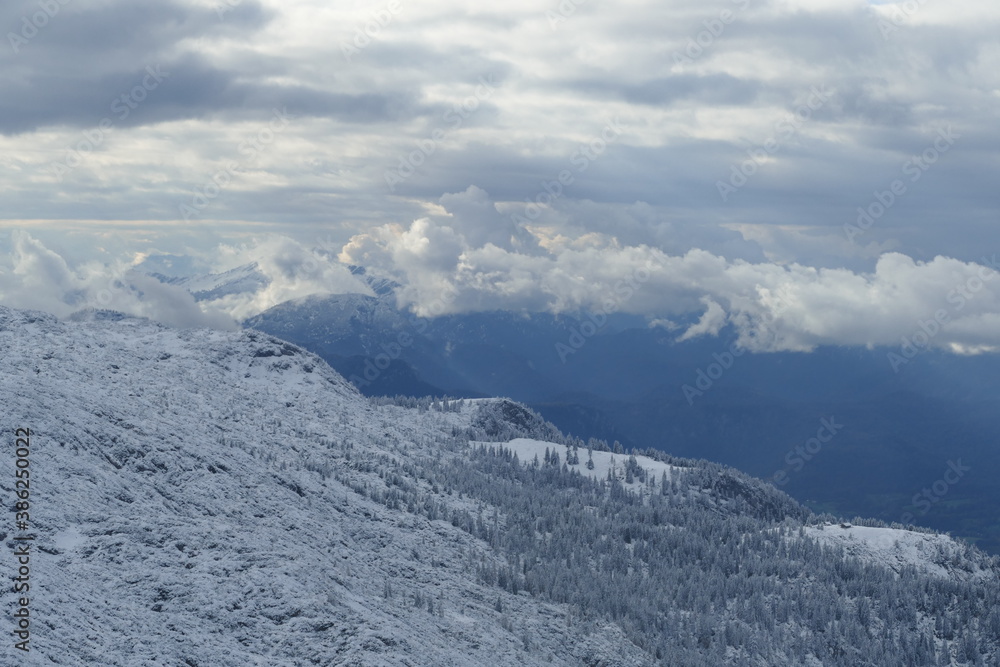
194, 235, 375, 320
6, 219, 1000, 356
0, 231, 378, 328
340, 187, 544, 315
5, 231, 86, 312
0, 231, 237, 330
728, 253, 1000, 352
395, 219, 467, 274
678, 298, 728, 341
0, 231, 383, 326
338, 196, 1000, 353
119, 273, 238, 330
438, 186, 541, 254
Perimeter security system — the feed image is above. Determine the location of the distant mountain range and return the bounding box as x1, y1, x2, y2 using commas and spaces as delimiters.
146, 265, 1000, 555
149, 261, 272, 301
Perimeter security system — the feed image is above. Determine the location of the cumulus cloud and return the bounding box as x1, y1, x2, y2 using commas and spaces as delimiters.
438, 186, 541, 254
119, 273, 237, 330
204, 235, 374, 320
6, 221, 1000, 356
7, 231, 86, 310
727, 253, 1000, 353
0, 231, 237, 329
0, 231, 382, 326
678, 298, 727, 341
338, 199, 1000, 353
340, 186, 545, 315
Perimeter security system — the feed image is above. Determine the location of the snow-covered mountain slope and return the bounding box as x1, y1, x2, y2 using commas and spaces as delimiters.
0, 307, 650, 666
1, 305, 999, 666
242, 292, 474, 396
243, 292, 411, 354
489, 436, 998, 583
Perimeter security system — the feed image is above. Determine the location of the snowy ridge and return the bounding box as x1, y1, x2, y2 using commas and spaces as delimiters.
243, 292, 413, 356
347, 264, 401, 297
146, 262, 271, 301
478, 438, 680, 492
803, 524, 995, 581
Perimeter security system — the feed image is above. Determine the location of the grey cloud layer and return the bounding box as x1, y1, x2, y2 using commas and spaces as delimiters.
0, 0, 998, 351
0, 0, 433, 134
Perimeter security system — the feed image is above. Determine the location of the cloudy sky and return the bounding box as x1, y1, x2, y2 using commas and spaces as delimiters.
0, 0, 998, 351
